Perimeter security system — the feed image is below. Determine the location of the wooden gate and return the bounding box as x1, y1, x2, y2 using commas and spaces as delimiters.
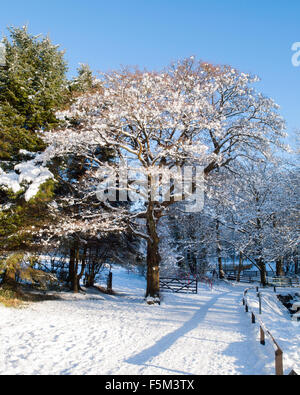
159, 277, 198, 294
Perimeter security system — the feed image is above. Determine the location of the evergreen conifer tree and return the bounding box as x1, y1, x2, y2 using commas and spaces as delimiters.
0, 26, 68, 287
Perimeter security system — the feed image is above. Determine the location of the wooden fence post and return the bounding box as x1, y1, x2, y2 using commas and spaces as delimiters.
275, 349, 284, 376
288, 369, 298, 375
258, 293, 262, 314
107, 272, 113, 294
243, 286, 290, 376
260, 326, 265, 345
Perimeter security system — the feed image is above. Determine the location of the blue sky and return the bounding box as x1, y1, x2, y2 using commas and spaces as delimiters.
0, 0, 299, 145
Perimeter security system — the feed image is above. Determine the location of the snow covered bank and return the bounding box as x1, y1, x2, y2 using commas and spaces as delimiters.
0, 267, 296, 375
246, 287, 300, 374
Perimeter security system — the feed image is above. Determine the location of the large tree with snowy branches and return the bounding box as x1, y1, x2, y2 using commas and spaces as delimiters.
42, 57, 285, 301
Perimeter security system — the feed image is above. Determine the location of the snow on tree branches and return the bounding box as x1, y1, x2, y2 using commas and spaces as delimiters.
39, 57, 286, 300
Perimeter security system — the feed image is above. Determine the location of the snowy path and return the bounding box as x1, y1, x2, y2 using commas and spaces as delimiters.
0, 268, 278, 375
125, 289, 268, 375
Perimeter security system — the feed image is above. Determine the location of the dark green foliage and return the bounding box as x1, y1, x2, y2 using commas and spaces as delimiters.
0, 26, 121, 290
0, 26, 68, 160
0, 179, 56, 252
0, 25, 68, 252
0, 103, 45, 160
69, 64, 94, 94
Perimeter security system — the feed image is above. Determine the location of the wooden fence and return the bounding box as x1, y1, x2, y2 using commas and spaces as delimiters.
159, 277, 198, 294
227, 273, 300, 287
226, 274, 257, 283
269, 277, 300, 287
243, 287, 298, 376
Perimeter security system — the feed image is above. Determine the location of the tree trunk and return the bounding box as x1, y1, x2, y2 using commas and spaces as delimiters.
255, 214, 266, 286
237, 252, 243, 282
2, 268, 18, 290
71, 271, 80, 293
73, 246, 80, 293
68, 246, 75, 288
276, 257, 284, 277
85, 274, 94, 287
293, 250, 299, 275
84, 248, 96, 287
216, 220, 225, 279
218, 256, 224, 279
257, 258, 267, 286
76, 246, 87, 292
145, 206, 161, 301
69, 242, 81, 293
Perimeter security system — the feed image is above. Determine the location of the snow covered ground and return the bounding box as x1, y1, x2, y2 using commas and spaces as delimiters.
0, 267, 298, 375
246, 287, 300, 374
